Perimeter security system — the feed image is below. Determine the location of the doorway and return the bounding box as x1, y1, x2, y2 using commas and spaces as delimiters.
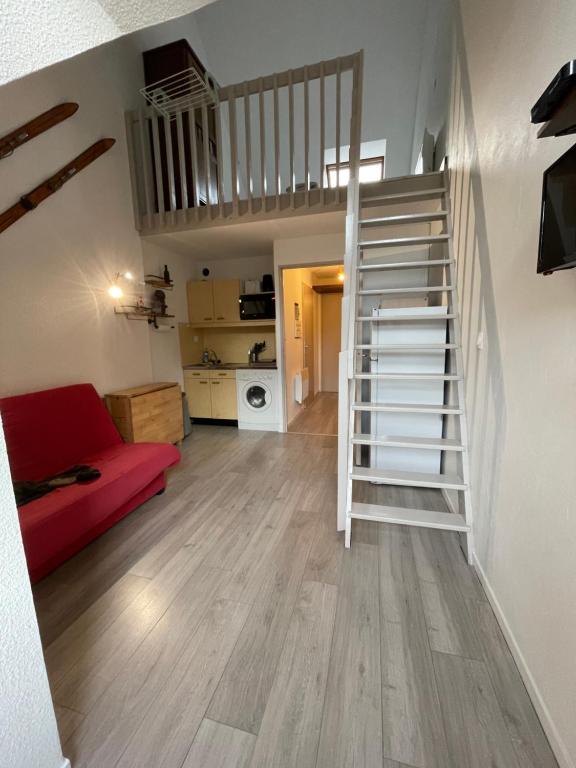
282, 264, 343, 436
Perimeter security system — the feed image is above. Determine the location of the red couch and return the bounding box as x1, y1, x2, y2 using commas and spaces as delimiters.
0, 383, 180, 582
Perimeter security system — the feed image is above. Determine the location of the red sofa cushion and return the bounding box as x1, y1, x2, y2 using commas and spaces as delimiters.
0, 383, 122, 481
18, 441, 180, 576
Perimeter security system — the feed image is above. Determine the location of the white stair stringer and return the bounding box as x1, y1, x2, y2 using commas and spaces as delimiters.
342, 168, 474, 563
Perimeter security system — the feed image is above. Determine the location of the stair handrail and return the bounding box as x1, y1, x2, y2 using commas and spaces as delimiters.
337, 49, 363, 531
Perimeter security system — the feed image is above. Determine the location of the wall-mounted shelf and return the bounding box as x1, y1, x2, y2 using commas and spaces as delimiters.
144, 275, 174, 290
183, 319, 276, 329
115, 306, 175, 321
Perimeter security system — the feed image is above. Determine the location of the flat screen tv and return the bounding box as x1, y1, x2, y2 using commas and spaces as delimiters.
538, 142, 576, 274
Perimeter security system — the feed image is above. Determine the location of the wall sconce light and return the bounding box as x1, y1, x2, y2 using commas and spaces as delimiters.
108, 271, 137, 299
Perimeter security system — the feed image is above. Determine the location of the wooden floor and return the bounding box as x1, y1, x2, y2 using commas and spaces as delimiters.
288, 392, 338, 436
33, 426, 558, 768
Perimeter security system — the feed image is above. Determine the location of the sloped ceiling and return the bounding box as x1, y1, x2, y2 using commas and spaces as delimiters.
0, 0, 218, 86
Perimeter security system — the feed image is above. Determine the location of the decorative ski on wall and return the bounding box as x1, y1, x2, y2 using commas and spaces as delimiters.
0, 138, 115, 234
0, 103, 79, 160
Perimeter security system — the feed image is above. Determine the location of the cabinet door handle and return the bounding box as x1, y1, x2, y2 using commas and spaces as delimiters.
217, 373, 227, 377
203, 316, 213, 321
216, 316, 225, 320
199, 381, 208, 384
211, 381, 220, 385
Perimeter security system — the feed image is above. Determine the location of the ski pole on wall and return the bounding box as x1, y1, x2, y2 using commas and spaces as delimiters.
0, 103, 79, 159
0, 138, 116, 234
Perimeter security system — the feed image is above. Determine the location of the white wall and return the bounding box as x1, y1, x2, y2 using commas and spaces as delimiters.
194, 0, 451, 177
448, 1, 576, 764
0, 37, 155, 398
1, 0, 218, 86
0, 425, 66, 768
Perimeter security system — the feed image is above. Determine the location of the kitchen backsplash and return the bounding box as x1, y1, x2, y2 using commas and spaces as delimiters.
179, 324, 276, 365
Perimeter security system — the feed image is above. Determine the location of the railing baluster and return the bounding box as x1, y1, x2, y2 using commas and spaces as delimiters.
215, 101, 224, 218
304, 64, 310, 207
164, 115, 177, 221
273, 73, 280, 209
288, 70, 295, 209
243, 82, 253, 213
229, 95, 239, 216
319, 62, 325, 205
137, 110, 153, 229
175, 112, 188, 212
336, 57, 342, 200
150, 116, 165, 224
201, 103, 212, 215
259, 80, 266, 212
188, 108, 200, 220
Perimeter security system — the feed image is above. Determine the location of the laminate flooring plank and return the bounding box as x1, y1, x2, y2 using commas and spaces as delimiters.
218, 481, 310, 604
379, 525, 448, 768
54, 550, 223, 714
303, 488, 343, 586
419, 578, 483, 660
432, 651, 521, 768
182, 719, 255, 768
411, 526, 485, 602
315, 542, 382, 768
248, 581, 337, 768
383, 761, 419, 768
55, 704, 84, 744
288, 393, 339, 436
64, 566, 229, 768
44, 573, 150, 690
466, 599, 559, 768
114, 599, 250, 768
208, 508, 316, 733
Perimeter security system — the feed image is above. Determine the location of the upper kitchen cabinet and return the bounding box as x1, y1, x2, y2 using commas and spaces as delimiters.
213, 280, 241, 322
187, 279, 241, 325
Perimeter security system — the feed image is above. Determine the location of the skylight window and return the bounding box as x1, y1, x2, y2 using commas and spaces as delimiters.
326, 156, 385, 187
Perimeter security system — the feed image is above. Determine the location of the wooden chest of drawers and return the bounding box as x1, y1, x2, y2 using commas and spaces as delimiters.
105, 382, 184, 444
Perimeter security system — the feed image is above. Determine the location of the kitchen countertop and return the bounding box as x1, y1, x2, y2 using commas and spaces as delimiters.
183, 362, 278, 371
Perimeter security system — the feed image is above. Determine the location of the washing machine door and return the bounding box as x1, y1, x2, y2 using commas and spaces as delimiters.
243, 381, 272, 412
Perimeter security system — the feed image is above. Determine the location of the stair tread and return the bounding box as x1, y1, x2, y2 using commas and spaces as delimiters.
353, 372, 462, 380
354, 343, 458, 350
351, 434, 465, 450
352, 401, 463, 414
358, 259, 453, 270
350, 466, 467, 490
358, 285, 454, 295
360, 211, 449, 226
350, 502, 469, 531
357, 313, 458, 321
359, 234, 449, 248
361, 187, 447, 204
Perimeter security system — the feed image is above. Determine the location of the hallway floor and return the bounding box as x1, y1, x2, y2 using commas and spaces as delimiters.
287, 392, 338, 435
33, 427, 557, 768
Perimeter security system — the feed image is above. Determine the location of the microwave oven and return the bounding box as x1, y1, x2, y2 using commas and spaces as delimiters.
239, 292, 276, 320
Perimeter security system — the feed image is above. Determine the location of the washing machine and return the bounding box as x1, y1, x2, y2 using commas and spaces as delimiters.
236, 368, 280, 431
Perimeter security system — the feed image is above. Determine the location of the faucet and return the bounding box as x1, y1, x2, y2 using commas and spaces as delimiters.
248, 340, 266, 365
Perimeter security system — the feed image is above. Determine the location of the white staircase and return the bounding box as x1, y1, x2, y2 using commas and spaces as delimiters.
341, 169, 473, 561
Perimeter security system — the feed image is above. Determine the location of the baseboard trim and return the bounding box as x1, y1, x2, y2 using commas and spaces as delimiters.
473, 555, 574, 768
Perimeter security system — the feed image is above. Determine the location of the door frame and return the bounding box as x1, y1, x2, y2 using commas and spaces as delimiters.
275, 260, 343, 433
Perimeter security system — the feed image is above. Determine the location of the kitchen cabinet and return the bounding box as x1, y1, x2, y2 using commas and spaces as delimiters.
210, 378, 238, 419
187, 279, 241, 325
184, 374, 212, 418
184, 369, 237, 420
187, 281, 215, 324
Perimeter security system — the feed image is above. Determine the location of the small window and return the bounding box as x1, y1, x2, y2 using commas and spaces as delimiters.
326, 156, 385, 188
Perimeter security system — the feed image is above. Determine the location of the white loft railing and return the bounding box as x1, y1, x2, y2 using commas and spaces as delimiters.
126, 51, 364, 233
